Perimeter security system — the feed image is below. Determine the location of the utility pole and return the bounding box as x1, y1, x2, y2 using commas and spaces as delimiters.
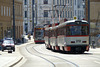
35, 3, 37, 25
13, 0, 15, 42
32, 0, 34, 32
88, 0, 90, 44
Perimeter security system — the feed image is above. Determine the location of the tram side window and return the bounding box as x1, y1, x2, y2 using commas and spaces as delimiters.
58, 27, 66, 35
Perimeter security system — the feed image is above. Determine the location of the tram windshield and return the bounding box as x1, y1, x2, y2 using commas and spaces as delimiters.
67, 26, 88, 35
35, 30, 44, 37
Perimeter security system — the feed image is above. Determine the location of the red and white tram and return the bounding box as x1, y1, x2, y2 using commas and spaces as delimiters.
34, 25, 44, 43
44, 20, 90, 53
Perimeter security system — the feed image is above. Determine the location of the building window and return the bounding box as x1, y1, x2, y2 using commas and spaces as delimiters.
9, 7, 10, 16
66, 11, 67, 17
25, 11, 27, 18
75, 0, 76, 5
65, 0, 67, 4
57, 0, 59, 5
75, 10, 76, 16
53, 0, 55, 5
71, 0, 72, 6
44, 0, 48, 4
71, 11, 72, 18
7, 7, 8, 16
68, 0, 69, 4
60, 0, 61, 5
63, 11, 64, 17
68, 11, 69, 18
4, 6, 5, 16
25, 0, 27, 5
63, 0, 64, 5
1, 6, 3, 16
44, 10, 48, 17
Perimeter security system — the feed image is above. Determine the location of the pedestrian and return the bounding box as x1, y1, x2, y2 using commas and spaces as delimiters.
92, 41, 95, 49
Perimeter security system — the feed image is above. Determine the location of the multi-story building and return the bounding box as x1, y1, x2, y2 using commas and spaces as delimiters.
0, 0, 23, 40
23, 0, 32, 34
33, 0, 85, 25
52, 0, 74, 22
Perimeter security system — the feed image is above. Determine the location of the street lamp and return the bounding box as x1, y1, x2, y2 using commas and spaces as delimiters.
13, 0, 15, 42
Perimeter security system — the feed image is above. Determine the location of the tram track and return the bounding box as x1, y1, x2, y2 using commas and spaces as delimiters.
25, 44, 55, 67
25, 44, 79, 67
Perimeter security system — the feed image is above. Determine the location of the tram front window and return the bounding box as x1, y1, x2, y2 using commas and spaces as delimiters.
35, 30, 44, 37
67, 26, 88, 35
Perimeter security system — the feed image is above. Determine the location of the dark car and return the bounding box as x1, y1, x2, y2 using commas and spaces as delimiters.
1, 40, 15, 51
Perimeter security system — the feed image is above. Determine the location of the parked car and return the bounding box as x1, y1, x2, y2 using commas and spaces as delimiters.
0, 39, 3, 45
1, 40, 15, 51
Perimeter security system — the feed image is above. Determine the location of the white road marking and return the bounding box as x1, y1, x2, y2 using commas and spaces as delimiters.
94, 61, 100, 64
82, 58, 88, 60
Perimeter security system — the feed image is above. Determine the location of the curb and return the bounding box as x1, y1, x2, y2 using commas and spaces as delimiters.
9, 57, 23, 67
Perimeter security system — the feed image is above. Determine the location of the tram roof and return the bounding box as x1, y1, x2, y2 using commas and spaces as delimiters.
66, 20, 88, 23
58, 20, 88, 27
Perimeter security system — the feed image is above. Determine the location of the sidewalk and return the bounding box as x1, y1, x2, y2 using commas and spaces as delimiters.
0, 35, 34, 67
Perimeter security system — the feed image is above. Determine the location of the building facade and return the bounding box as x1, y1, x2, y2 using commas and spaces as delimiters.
33, 0, 53, 25
33, 0, 85, 25
0, 0, 23, 40
73, 0, 85, 20
23, 0, 32, 34
15, 0, 23, 39
0, 0, 12, 39
86, 0, 100, 35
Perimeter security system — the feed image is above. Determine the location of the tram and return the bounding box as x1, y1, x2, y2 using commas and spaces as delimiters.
34, 25, 44, 43
44, 20, 90, 53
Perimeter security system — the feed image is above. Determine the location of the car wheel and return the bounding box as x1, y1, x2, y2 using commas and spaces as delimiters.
13, 48, 15, 52
2, 47, 4, 51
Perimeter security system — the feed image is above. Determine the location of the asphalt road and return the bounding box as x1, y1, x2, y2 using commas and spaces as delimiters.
18, 43, 100, 67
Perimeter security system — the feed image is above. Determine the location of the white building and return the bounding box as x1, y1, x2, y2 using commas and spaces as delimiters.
33, 0, 85, 25
34, 0, 53, 25
52, 0, 85, 21
23, 0, 32, 34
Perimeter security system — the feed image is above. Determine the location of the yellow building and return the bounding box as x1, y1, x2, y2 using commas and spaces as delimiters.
0, 0, 12, 39
0, 0, 23, 40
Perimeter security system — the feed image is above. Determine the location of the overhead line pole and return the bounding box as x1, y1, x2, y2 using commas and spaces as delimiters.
88, 0, 90, 44
32, 0, 34, 32
13, 0, 15, 42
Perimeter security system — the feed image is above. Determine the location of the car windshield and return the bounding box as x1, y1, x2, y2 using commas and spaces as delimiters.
3, 40, 14, 44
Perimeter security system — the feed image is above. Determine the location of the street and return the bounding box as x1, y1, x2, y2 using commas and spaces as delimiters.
0, 38, 100, 67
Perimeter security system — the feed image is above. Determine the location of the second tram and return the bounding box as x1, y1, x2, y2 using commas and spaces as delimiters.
34, 25, 44, 43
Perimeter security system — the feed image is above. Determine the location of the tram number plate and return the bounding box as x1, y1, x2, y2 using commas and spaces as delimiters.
76, 40, 81, 43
